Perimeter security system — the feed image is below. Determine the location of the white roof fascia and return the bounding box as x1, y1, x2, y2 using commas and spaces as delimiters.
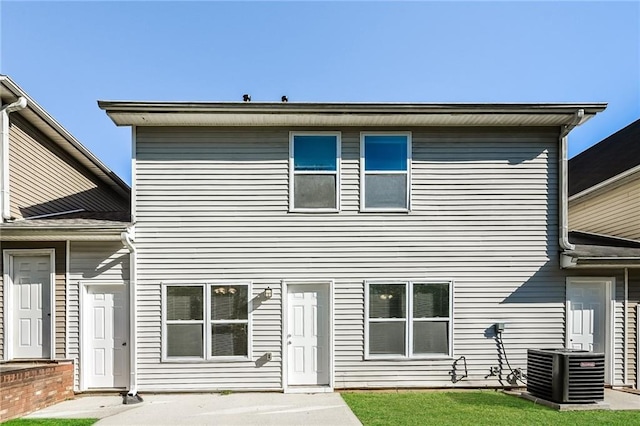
98, 101, 607, 128
569, 165, 640, 202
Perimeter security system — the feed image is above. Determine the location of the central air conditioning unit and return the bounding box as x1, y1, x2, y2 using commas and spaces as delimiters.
527, 348, 605, 403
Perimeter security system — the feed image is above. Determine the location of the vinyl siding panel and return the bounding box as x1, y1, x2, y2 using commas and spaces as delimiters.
7, 117, 128, 219
569, 176, 640, 240
0, 241, 66, 359
133, 126, 579, 391
629, 270, 639, 387
68, 241, 129, 391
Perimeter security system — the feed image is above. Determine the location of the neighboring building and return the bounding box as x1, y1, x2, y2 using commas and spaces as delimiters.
98, 99, 640, 393
569, 118, 640, 240
1, 76, 132, 392
567, 118, 640, 389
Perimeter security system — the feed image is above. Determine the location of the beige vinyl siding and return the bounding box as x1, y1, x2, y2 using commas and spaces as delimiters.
7, 117, 128, 220
133, 125, 587, 391
67, 241, 129, 391
0, 241, 66, 359
569, 174, 640, 240
629, 270, 639, 387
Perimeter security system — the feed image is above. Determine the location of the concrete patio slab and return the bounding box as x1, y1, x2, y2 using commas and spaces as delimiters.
517, 389, 639, 411
25, 392, 363, 426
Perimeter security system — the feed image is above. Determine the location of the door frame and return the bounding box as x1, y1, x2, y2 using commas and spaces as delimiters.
80, 281, 129, 391
281, 280, 334, 393
2, 249, 56, 361
565, 276, 615, 384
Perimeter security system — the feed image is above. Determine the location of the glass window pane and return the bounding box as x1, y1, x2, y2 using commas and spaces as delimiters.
413, 321, 449, 355
365, 174, 407, 209
369, 284, 406, 318
294, 174, 336, 209
212, 324, 248, 357
167, 324, 203, 357
369, 322, 405, 355
364, 135, 407, 171
167, 286, 203, 320
294, 135, 337, 171
211, 285, 248, 320
414, 283, 450, 318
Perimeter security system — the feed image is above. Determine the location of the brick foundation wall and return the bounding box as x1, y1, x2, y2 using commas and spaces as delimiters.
0, 361, 74, 422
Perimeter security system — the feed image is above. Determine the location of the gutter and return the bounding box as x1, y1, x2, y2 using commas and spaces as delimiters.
561, 253, 640, 268
121, 227, 139, 400
0, 96, 27, 221
558, 109, 586, 251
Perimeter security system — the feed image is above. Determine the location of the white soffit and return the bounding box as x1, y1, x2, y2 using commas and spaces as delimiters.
98, 102, 607, 128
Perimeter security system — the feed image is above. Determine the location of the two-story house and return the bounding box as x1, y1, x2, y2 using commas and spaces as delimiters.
1, 76, 132, 393
567, 118, 640, 389
99, 100, 628, 394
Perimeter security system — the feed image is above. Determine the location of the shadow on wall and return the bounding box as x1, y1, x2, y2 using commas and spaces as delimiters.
18, 187, 129, 220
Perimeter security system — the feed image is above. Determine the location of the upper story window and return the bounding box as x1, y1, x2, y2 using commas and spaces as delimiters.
361, 133, 411, 211
290, 132, 341, 212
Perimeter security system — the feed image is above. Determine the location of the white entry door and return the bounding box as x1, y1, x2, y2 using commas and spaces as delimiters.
286, 284, 330, 387
12, 255, 52, 359
85, 285, 128, 389
567, 277, 612, 381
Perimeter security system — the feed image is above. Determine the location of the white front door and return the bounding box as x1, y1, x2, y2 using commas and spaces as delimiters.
12, 255, 52, 359
85, 285, 128, 389
286, 284, 330, 387
567, 277, 612, 382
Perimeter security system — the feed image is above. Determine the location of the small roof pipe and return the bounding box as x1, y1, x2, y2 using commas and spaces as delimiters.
1, 96, 27, 221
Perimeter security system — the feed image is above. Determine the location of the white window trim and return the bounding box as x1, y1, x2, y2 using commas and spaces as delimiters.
360, 132, 412, 212
161, 281, 253, 363
289, 131, 341, 213
364, 279, 453, 360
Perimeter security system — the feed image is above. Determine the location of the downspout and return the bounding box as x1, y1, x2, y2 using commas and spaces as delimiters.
0, 96, 27, 221
121, 227, 139, 400
558, 108, 585, 251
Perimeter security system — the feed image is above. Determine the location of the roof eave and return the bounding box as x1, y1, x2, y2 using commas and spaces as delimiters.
1, 75, 130, 198
98, 101, 607, 127
561, 253, 640, 269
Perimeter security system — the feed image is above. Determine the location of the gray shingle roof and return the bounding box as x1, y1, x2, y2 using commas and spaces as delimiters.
568, 118, 640, 196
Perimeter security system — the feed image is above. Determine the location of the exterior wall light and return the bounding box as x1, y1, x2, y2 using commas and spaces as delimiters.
264, 287, 273, 299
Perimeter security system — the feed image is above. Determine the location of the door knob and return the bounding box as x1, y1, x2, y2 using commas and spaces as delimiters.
122, 342, 127, 346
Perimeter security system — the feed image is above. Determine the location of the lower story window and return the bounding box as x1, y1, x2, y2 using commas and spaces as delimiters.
164, 282, 250, 360
366, 280, 452, 358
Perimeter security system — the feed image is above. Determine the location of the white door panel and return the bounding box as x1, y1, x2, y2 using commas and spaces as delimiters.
85, 285, 128, 388
287, 284, 329, 386
13, 256, 51, 359
568, 283, 606, 352
567, 278, 611, 383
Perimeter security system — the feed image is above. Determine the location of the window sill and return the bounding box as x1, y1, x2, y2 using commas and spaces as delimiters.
364, 355, 453, 361
360, 208, 410, 213
289, 208, 340, 214
162, 356, 252, 363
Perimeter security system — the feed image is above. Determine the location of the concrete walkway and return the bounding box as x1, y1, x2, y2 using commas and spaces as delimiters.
25, 392, 363, 426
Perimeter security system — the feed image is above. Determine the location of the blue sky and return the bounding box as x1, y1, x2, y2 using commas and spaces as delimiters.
1, 1, 639, 185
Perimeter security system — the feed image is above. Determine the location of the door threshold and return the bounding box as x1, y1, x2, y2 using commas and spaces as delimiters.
285, 386, 333, 394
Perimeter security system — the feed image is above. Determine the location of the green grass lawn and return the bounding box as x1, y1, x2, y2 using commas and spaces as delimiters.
2, 419, 97, 426
341, 391, 640, 426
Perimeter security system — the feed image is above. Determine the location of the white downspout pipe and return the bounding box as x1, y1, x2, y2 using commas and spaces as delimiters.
559, 108, 585, 251
121, 227, 138, 397
0, 96, 27, 221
